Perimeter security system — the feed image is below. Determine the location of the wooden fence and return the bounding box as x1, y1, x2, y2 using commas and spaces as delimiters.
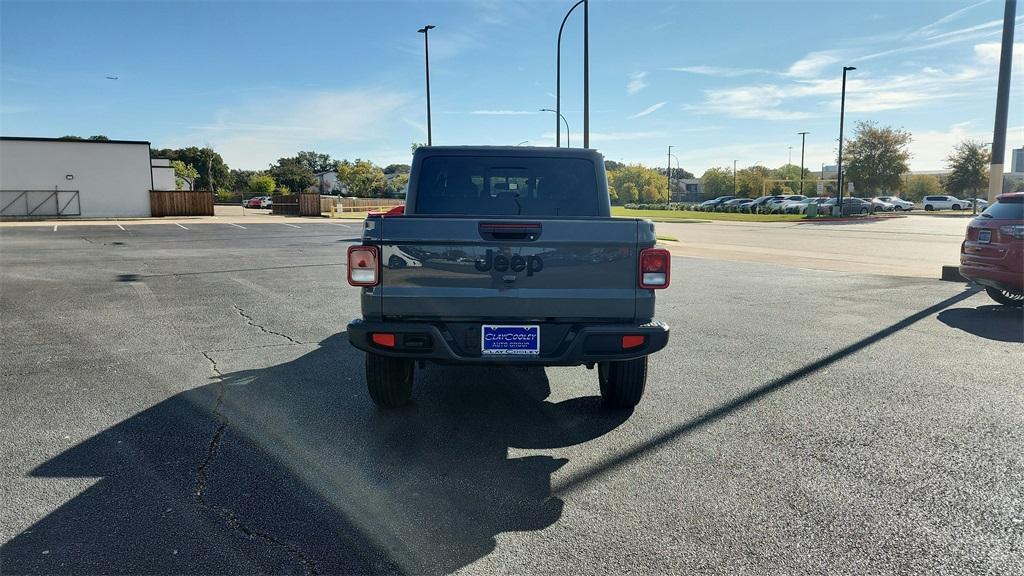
272, 193, 320, 216
322, 196, 404, 214
149, 190, 214, 217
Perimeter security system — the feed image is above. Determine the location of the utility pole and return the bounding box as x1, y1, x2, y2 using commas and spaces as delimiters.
837, 66, 856, 216
583, 0, 589, 148
667, 145, 673, 204
556, 0, 586, 148
798, 132, 809, 195
988, 0, 1016, 202
418, 25, 436, 146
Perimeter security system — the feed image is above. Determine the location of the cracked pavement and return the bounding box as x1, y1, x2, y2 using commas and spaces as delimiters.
1, 220, 1022, 575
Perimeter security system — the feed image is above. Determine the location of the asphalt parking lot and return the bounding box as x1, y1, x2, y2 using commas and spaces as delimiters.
2, 220, 1022, 575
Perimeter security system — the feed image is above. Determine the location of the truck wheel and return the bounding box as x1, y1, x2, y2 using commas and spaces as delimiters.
366, 353, 414, 408
985, 286, 1024, 307
598, 357, 647, 408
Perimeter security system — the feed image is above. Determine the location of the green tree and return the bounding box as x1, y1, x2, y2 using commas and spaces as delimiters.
904, 174, 943, 203
606, 164, 667, 204
700, 167, 734, 199
295, 151, 336, 174
944, 140, 989, 199
58, 135, 108, 140
383, 164, 411, 175
604, 160, 626, 172
269, 157, 317, 195
843, 121, 912, 194
411, 142, 426, 154
387, 173, 410, 197
171, 160, 199, 190
247, 173, 276, 196
336, 159, 387, 198
152, 146, 229, 191
735, 165, 772, 197
224, 169, 258, 192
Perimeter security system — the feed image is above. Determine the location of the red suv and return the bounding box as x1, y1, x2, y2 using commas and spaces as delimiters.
960, 192, 1024, 307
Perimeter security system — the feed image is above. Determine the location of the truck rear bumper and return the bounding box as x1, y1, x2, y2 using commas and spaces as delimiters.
347, 319, 669, 365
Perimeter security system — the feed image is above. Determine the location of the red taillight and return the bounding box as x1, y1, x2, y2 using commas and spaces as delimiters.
622, 335, 646, 349
639, 248, 670, 289
347, 245, 379, 287
371, 333, 396, 347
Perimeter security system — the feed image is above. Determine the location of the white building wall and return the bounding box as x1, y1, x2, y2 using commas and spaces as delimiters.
0, 138, 153, 217
151, 160, 176, 191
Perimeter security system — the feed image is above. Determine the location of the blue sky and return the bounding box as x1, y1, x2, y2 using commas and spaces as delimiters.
1, 0, 1021, 174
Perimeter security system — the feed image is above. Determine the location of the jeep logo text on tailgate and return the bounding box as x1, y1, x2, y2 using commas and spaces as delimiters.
474, 250, 544, 276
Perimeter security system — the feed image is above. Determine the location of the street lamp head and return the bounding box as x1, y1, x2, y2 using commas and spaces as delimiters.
418, 25, 435, 33
844, 66, 856, 71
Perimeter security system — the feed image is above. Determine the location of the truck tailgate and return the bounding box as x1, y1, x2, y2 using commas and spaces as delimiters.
369, 217, 648, 322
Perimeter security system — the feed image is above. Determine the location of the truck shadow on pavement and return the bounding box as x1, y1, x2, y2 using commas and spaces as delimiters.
937, 305, 1024, 343
3, 333, 631, 575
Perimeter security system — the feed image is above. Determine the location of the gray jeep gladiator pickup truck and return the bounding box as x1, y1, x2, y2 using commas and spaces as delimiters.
347, 146, 670, 408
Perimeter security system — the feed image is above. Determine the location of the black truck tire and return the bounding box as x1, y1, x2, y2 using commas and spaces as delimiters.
598, 357, 647, 408
986, 286, 1024, 307
366, 352, 414, 408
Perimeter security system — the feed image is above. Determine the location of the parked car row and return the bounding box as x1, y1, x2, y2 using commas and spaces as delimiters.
242, 196, 273, 208
691, 194, 984, 215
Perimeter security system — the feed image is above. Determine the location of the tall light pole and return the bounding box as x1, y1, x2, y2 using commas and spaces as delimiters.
667, 145, 673, 204
417, 25, 436, 146
988, 0, 1016, 203
556, 0, 588, 148
733, 159, 737, 195
540, 108, 570, 147
798, 131, 809, 195
788, 146, 793, 166
837, 66, 855, 216
670, 153, 682, 201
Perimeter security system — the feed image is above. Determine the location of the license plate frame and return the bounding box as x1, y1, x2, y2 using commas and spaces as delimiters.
978, 229, 992, 244
481, 325, 540, 356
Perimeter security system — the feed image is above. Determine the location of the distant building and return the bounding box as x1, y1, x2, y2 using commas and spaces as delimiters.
151, 158, 176, 191
671, 179, 702, 202
312, 171, 346, 195
1011, 146, 1023, 173
0, 136, 154, 218
822, 164, 838, 176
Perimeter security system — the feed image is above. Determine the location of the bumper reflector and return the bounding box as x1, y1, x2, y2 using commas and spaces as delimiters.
622, 335, 646, 349
371, 333, 396, 347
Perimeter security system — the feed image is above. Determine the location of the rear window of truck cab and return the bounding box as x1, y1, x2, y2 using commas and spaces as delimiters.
415, 156, 600, 216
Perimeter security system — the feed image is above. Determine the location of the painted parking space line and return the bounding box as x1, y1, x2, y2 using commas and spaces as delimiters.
175, 223, 189, 230
117, 224, 126, 231
53, 225, 59, 232
281, 223, 301, 229
228, 223, 246, 229
328, 222, 355, 227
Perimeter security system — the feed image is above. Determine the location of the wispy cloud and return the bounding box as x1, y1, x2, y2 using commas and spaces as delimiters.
913, 0, 993, 37
402, 117, 427, 136
469, 110, 538, 116
668, 65, 769, 78
684, 85, 817, 121
541, 130, 665, 142
173, 89, 409, 168
627, 72, 648, 95
784, 52, 840, 78
629, 101, 666, 119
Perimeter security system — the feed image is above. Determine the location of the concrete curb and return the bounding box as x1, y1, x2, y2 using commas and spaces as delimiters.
940, 265, 966, 282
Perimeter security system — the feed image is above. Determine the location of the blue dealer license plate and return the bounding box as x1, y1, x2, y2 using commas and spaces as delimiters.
481, 325, 540, 356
